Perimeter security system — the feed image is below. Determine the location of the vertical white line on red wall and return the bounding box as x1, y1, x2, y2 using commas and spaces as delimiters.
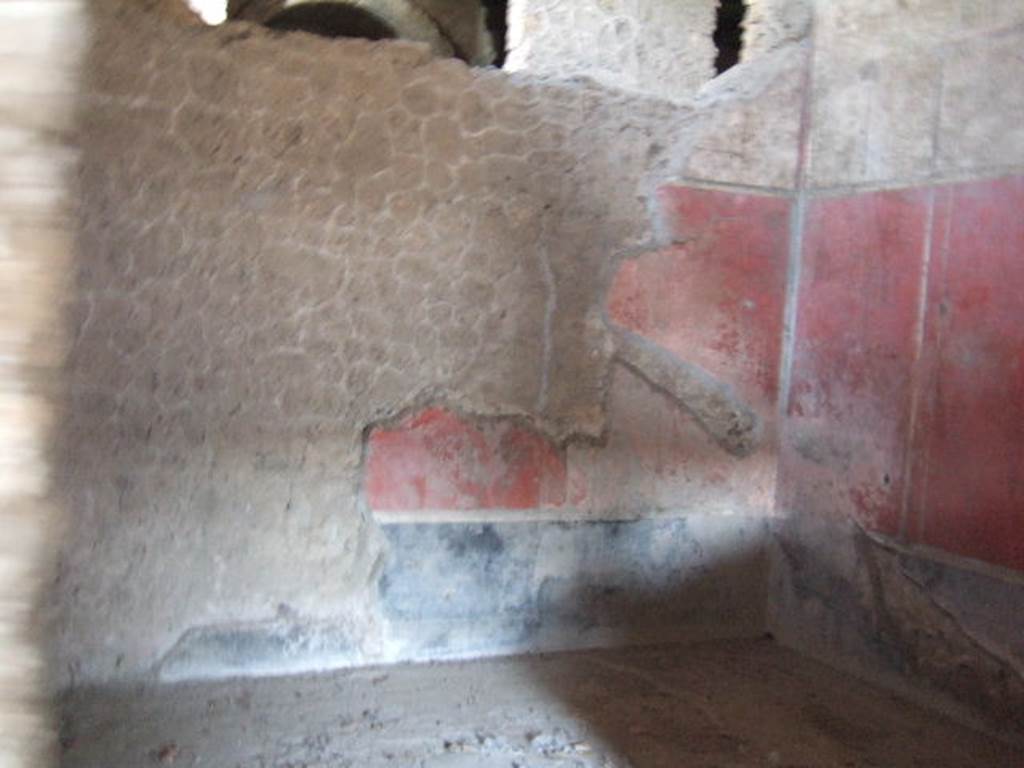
777, 32, 816, 424
911, 188, 953, 544
898, 186, 936, 542
779, 196, 806, 419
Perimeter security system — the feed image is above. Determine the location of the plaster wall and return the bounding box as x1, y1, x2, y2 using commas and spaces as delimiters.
58, 0, 803, 687
505, 0, 716, 101
769, 0, 1024, 737
505, 0, 810, 103
56, 0, 1024, 740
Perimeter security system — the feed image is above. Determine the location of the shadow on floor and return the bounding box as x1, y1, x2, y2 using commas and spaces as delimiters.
58, 637, 1024, 768
517, 589, 1024, 768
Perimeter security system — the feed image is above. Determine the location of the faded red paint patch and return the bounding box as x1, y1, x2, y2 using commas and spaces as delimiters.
779, 187, 932, 536
588, 186, 788, 517
566, 365, 778, 516
366, 407, 566, 511
909, 176, 1024, 571
607, 186, 790, 411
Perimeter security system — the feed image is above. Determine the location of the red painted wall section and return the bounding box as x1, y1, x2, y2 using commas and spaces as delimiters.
779, 188, 931, 536
368, 187, 790, 519
608, 186, 790, 414
366, 177, 1024, 572
781, 175, 1024, 572
366, 408, 567, 511
909, 176, 1024, 571
582, 186, 789, 515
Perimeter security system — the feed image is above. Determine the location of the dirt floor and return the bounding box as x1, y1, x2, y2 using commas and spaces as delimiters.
59, 639, 1022, 767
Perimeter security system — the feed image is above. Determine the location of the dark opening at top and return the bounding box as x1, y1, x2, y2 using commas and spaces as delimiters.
481, 0, 508, 67
266, 3, 397, 40
713, 0, 746, 75
254, 1, 507, 67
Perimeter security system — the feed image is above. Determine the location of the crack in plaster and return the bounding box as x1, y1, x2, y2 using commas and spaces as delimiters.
856, 522, 1024, 682
536, 240, 556, 414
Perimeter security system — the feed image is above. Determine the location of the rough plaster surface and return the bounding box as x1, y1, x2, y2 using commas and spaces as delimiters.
505, 0, 812, 106
58, 0, 805, 687
0, 1, 84, 765
506, 0, 716, 103
808, 0, 1024, 188
742, 0, 812, 61
58, 2, 1024, 741
672, 44, 806, 190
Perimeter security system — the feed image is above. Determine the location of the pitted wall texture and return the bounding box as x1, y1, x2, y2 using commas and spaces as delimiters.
506, 0, 716, 102
58, 0, 807, 686
51, 3, 1024, 740
506, 0, 811, 104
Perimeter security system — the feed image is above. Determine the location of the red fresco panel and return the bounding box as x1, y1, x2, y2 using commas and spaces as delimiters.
366, 407, 567, 511
910, 175, 1024, 571
607, 186, 790, 413
780, 188, 931, 535
592, 186, 788, 517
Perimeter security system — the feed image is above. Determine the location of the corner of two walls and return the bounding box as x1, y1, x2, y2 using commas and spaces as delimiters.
60, 1, 1024, 736
768, 0, 1024, 739
60, 0, 817, 688
348, 0, 816, 679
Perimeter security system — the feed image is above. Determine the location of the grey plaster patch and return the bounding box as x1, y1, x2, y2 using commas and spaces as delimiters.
506, 0, 717, 103
157, 618, 364, 682
151, 516, 770, 683
743, 0, 812, 60
936, 29, 1024, 173
808, 0, 1024, 187
681, 44, 806, 190
808, 42, 943, 188
379, 516, 771, 662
